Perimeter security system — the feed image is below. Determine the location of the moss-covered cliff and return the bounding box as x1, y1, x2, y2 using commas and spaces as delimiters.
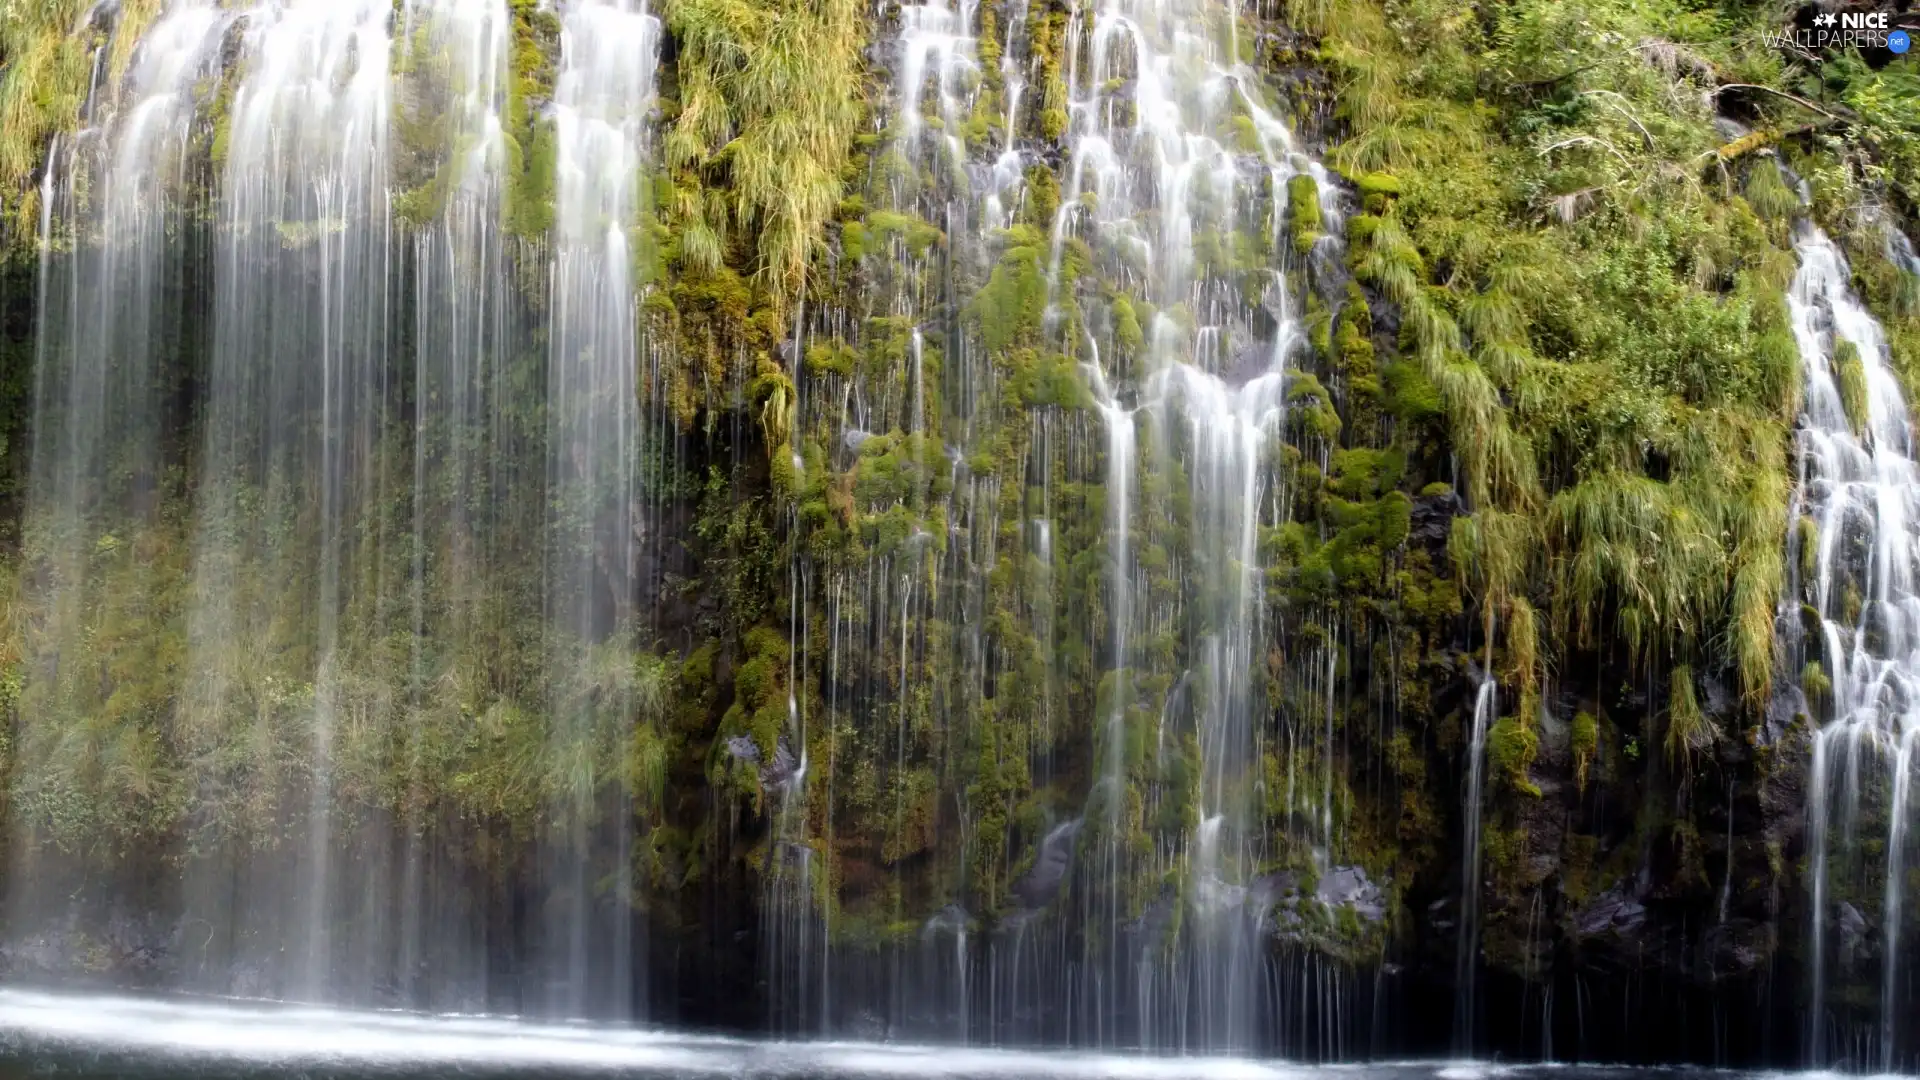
0, 0, 1916, 1066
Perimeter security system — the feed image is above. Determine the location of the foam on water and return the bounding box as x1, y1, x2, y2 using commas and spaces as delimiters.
0, 991, 1852, 1080
0, 988, 1325, 1078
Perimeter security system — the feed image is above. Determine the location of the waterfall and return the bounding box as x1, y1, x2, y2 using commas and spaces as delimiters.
0, 0, 1624, 1053
1788, 221, 1917, 1070
1454, 673, 1495, 1052
1141, 358, 1291, 1052
392, 0, 518, 1008
544, 0, 659, 1018
25, 0, 224, 616
12, 0, 229, 972
752, 0, 1354, 1050
7, 0, 670, 1014
1051, 0, 1325, 1051
1090, 368, 1134, 1045
181, 0, 396, 1003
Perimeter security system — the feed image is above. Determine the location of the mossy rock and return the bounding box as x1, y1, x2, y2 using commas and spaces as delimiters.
1355, 172, 1402, 198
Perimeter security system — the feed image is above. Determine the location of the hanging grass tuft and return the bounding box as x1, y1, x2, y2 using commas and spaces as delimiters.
663, 0, 865, 304
0, 0, 93, 236
1664, 665, 1713, 769
1741, 158, 1801, 223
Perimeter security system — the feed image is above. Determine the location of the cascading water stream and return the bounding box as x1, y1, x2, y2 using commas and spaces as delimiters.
1024, 0, 1351, 1052
8, 0, 668, 1015
10, 0, 231, 978
543, 0, 660, 1018
25, 0, 224, 594
393, 0, 517, 1008
0, 0, 1727, 1055
183, 0, 395, 1003
1455, 672, 1495, 1052
1787, 220, 1917, 1070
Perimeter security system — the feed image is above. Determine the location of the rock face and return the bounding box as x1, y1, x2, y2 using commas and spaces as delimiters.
0, 0, 1909, 1068
1010, 820, 1080, 910
0, 911, 175, 986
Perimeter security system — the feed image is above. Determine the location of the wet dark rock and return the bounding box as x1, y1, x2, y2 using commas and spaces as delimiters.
1701, 672, 1736, 720
1249, 870, 1300, 906
1765, 684, 1808, 744
1705, 919, 1773, 976
1224, 342, 1276, 387
1761, 717, 1811, 852
1308, 238, 1346, 285
764, 738, 801, 788
1535, 705, 1571, 771
1838, 901, 1869, 968
770, 840, 813, 873
724, 734, 801, 790
1410, 488, 1464, 548
0, 910, 175, 984
1011, 819, 1080, 909
1127, 885, 1178, 947
724, 734, 759, 764
923, 904, 969, 936
1260, 865, 1388, 962
1573, 885, 1648, 940
1315, 865, 1389, 923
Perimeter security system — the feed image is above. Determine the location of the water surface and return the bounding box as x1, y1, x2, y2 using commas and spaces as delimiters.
0, 988, 1871, 1080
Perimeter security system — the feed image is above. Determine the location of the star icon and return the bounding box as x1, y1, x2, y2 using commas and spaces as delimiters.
1818, 12, 1839, 26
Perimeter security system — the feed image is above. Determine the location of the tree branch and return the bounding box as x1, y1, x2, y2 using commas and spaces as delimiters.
1581, 90, 1656, 152
1711, 83, 1851, 123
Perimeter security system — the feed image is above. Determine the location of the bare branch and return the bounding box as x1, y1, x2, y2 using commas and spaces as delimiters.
1538, 135, 1635, 170
1712, 83, 1849, 123
1580, 89, 1656, 152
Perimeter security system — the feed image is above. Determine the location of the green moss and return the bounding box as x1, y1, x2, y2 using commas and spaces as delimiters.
806, 340, 858, 377
1040, 107, 1068, 142
503, 0, 561, 239
1743, 161, 1799, 221
1012, 350, 1090, 409
1354, 172, 1402, 198
1287, 373, 1342, 441
1385, 358, 1442, 422
1328, 448, 1404, 499
1487, 716, 1540, 797
1286, 173, 1322, 257
662, 0, 866, 300
1230, 115, 1261, 154
1112, 294, 1143, 356
1803, 660, 1831, 709
1797, 515, 1818, 582
1025, 165, 1061, 229
866, 210, 946, 257
973, 235, 1049, 355
1834, 340, 1870, 436
1571, 711, 1598, 794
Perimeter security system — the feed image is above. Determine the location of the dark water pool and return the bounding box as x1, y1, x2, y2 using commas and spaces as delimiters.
0, 989, 1879, 1080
